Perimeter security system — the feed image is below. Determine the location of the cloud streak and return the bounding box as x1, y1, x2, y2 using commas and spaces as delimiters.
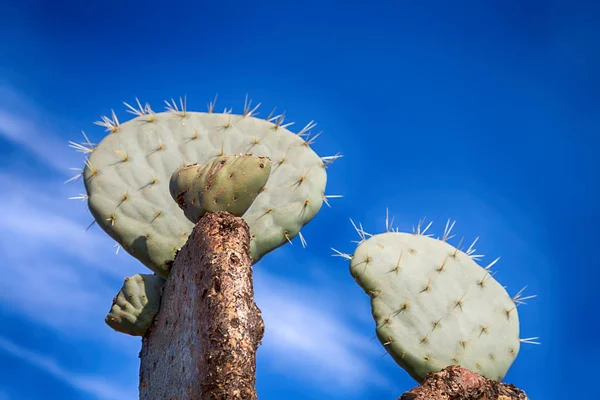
0, 171, 150, 342
0, 87, 78, 173
0, 336, 136, 400
255, 270, 394, 393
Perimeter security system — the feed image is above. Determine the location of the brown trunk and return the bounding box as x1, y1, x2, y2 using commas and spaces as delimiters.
139, 211, 265, 400
399, 366, 529, 400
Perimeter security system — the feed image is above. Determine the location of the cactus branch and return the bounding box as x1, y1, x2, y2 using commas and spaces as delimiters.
139, 211, 264, 400
399, 366, 529, 400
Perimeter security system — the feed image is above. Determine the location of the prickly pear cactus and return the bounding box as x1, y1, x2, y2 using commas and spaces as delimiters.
334, 217, 538, 383
68, 97, 340, 277
105, 274, 165, 336
169, 154, 271, 223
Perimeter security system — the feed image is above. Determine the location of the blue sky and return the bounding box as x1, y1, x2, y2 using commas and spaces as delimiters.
0, 0, 597, 399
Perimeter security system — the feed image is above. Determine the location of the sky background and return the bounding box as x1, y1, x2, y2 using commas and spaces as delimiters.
0, 0, 598, 399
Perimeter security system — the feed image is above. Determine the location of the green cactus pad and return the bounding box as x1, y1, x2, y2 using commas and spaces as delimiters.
74, 99, 334, 277
169, 154, 271, 223
344, 222, 522, 383
105, 274, 165, 336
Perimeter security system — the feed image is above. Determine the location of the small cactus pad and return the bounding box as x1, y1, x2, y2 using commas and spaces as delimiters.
169, 154, 271, 223
344, 222, 523, 382
105, 274, 165, 336
73, 98, 334, 277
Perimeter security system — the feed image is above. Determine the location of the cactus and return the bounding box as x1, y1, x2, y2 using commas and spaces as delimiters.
67, 96, 341, 277
169, 154, 271, 223
105, 274, 165, 336
333, 215, 538, 383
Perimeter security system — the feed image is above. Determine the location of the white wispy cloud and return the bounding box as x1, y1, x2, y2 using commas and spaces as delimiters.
0, 336, 136, 400
255, 270, 395, 393
0, 173, 128, 277
0, 174, 148, 344
0, 86, 78, 172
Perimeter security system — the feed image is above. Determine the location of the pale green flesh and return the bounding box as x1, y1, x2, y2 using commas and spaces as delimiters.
350, 232, 520, 382
83, 111, 327, 277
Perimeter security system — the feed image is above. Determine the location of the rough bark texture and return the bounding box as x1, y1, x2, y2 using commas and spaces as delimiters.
399, 366, 529, 400
139, 211, 265, 400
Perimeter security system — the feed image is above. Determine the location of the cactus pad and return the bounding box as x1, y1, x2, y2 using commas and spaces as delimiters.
169, 154, 271, 223
338, 219, 529, 383
71, 98, 336, 277
105, 274, 165, 336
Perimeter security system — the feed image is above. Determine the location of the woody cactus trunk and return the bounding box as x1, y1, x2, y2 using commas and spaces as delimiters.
138, 211, 264, 399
